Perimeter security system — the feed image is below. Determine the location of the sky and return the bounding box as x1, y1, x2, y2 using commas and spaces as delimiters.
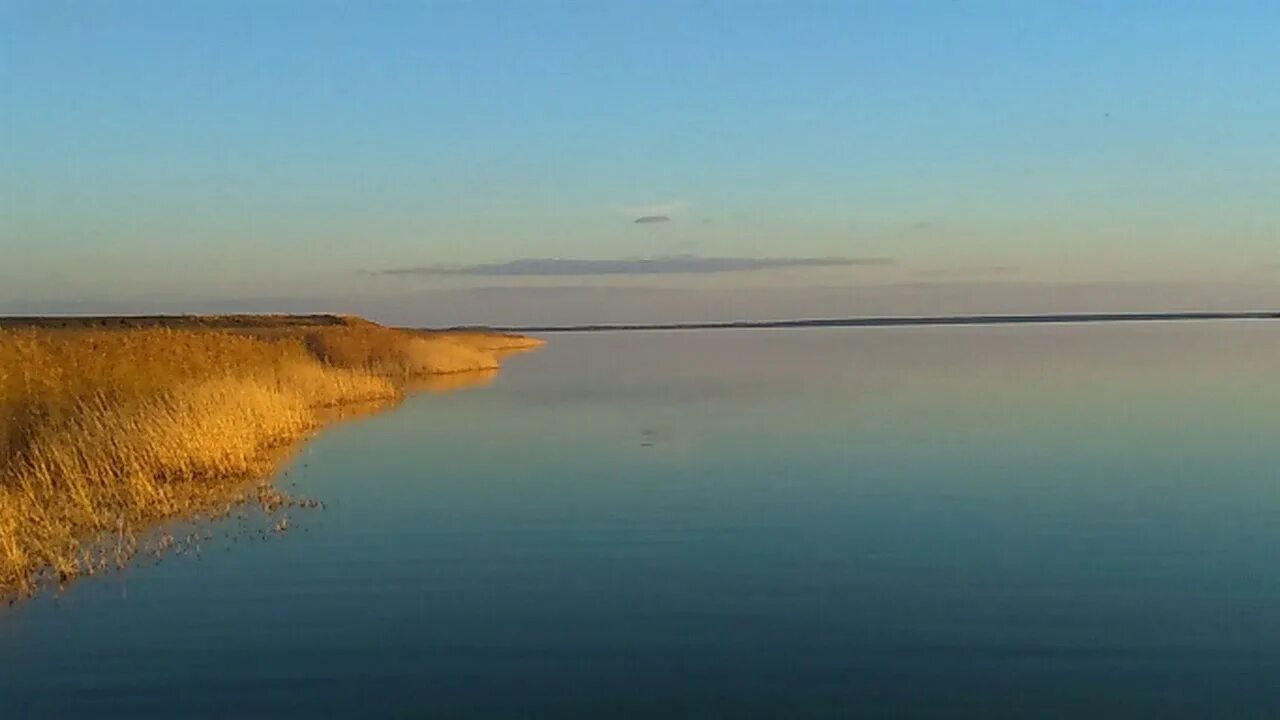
3, 1, 1279, 324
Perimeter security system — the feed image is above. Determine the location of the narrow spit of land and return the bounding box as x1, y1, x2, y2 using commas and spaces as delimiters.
473, 311, 1280, 334
0, 315, 542, 598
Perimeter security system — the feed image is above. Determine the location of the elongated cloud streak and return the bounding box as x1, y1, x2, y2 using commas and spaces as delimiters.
380, 256, 894, 277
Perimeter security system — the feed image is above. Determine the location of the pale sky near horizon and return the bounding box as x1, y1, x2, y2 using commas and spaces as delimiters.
3, 1, 1279, 323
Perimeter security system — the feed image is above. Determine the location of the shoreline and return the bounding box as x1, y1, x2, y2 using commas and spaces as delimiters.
471, 310, 1280, 334
0, 316, 542, 598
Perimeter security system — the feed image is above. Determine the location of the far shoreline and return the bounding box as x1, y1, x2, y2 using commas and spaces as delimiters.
465, 310, 1280, 334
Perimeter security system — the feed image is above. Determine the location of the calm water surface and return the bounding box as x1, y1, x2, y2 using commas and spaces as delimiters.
3, 324, 1280, 718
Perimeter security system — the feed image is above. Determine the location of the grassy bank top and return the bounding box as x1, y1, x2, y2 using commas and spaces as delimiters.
0, 317, 542, 419
0, 313, 360, 330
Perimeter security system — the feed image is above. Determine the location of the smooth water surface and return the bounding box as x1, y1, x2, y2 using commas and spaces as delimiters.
4, 324, 1280, 718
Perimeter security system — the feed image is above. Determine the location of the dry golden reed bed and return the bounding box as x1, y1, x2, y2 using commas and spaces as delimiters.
0, 316, 541, 597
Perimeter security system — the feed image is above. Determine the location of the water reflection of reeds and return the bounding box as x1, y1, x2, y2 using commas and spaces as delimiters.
402, 369, 500, 395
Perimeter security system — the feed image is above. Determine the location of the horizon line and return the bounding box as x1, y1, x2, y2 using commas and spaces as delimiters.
452, 311, 1280, 333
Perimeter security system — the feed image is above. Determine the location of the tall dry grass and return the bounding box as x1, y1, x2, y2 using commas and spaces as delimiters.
303, 325, 502, 378
0, 319, 534, 596
417, 330, 547, 353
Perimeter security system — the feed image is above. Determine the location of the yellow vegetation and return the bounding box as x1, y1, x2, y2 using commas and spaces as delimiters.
419, 330, 548, 353
0, 317, 541, 597
302, 326, 500, 378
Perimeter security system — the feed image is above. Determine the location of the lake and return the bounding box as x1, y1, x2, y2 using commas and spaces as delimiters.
3, 323, 1280, 718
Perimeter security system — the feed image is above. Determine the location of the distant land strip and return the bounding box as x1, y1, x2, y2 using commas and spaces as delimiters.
461, 311, 1280, 334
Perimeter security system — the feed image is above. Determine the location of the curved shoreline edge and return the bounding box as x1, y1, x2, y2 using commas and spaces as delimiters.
0, 316, 543, 598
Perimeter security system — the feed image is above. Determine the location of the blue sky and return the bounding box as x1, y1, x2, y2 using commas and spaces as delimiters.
3, 1, 1279, 322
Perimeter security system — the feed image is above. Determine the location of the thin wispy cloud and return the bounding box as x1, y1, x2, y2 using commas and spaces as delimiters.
380, 256, 894, 277
634, 215, 670, 224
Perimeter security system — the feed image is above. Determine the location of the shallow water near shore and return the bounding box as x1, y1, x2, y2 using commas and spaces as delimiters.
3, 323, 1280, 718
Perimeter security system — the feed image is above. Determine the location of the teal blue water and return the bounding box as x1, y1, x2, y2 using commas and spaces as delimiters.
3, 324, 1280, 718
